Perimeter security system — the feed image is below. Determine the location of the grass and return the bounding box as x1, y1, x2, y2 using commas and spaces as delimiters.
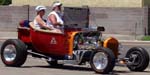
141, 36, 150, 41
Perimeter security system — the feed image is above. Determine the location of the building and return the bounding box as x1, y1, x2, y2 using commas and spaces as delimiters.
0, 0, 149, 38
11, 0, 148, 7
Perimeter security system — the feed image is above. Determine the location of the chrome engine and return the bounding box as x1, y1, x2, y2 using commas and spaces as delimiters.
74, 32, 102, 50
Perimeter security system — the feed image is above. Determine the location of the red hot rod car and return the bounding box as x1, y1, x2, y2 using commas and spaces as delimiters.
1, 7, 149, 74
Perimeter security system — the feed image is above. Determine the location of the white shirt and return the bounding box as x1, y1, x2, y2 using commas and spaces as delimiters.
33, 19, 41, 29
47, 11, 64, 28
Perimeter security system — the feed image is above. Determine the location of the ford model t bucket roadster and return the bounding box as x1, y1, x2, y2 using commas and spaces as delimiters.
1, 7, 149, 74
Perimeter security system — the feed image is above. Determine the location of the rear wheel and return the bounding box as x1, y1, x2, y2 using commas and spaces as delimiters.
126, 47, 149, 71
90, 47, 115, 74
1, 39, 27, 67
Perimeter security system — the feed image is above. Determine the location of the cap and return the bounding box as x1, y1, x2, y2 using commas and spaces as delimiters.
35, 5, 46, 12
52, 1, 62, 9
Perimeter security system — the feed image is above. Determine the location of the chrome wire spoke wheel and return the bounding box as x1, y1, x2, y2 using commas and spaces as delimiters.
3, 44, 17, 62
93, 52, 108, 70
128, 51, 141, 65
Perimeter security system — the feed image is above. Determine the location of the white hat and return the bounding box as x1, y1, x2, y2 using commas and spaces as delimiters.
35, 5, 46, 12
52, 1, 62, 9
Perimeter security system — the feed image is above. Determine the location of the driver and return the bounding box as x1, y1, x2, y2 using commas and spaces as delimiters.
47, 1, 64, 32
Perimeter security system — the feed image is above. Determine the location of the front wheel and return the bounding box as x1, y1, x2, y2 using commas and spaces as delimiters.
90, 47, 115, 74
126, 47, 149, 71
1, 39, 27, 67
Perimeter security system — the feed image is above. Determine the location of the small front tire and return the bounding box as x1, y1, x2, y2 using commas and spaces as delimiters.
126, 47, 149, 71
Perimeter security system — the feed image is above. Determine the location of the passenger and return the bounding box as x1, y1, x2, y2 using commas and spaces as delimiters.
47, 1, 64, 32
33, 5, 55, 30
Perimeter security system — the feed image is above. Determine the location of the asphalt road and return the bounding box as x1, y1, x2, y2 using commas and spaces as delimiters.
0, 40, 150, 75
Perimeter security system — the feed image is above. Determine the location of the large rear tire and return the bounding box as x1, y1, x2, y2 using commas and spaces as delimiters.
1, 39, 27, 67
126, 47, 149, 71
90, 47, 115, 74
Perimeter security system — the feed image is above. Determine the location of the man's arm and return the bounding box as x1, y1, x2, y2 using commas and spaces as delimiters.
36, 16, 53, 30
48, 14, 62, 26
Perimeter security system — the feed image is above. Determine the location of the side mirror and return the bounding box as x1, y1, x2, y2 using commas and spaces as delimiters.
97, 26, 105, 31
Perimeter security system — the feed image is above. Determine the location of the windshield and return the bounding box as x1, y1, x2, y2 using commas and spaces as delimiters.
63, 7, 89, 28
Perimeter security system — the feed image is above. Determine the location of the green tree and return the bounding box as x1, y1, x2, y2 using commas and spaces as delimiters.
0, 0, 11, 5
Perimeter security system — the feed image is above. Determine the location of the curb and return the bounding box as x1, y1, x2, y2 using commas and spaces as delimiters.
119, 40, 150, 43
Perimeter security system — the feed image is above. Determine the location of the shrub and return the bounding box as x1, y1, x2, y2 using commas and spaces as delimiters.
0, 0, 11, 5
141, 36, 150, 41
